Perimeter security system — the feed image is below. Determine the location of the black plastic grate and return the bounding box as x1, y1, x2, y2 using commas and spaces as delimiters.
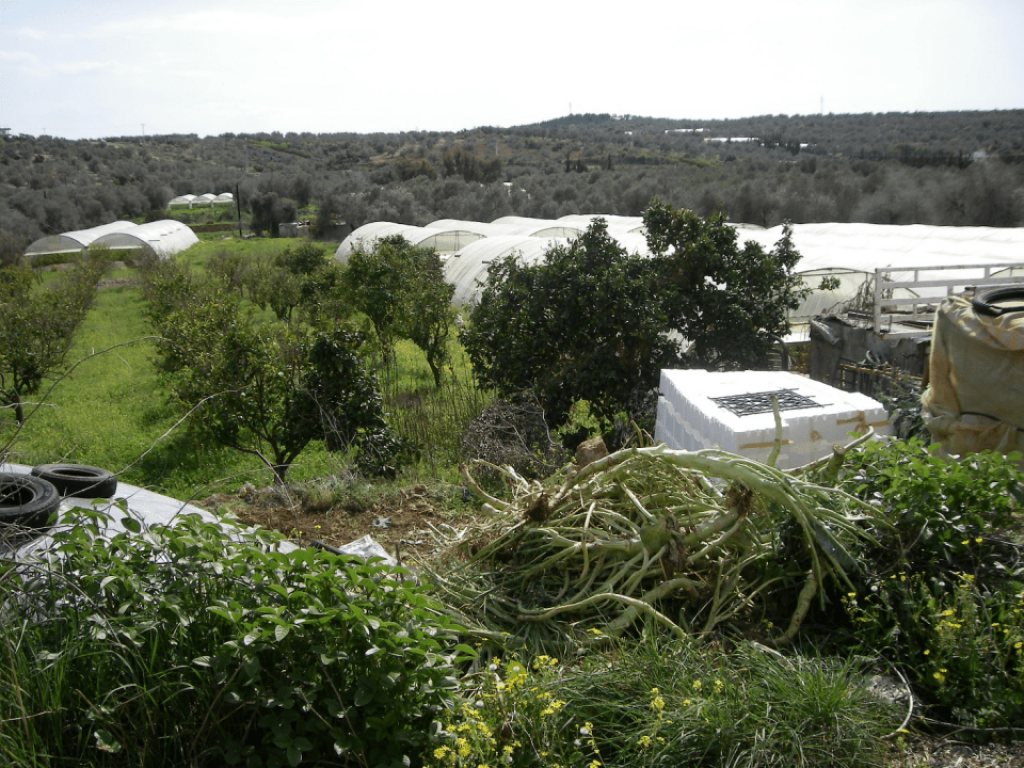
710, 389, 822, 417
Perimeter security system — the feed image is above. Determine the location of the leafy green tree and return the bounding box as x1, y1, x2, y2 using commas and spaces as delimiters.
312, 193, 340, 239
249, 191, 297, 237
644, 200, 808, 370
0, 259, 104, 424
144, 261, 402, 482
463, 205, 808, 429
462, 219, 680, 426
242, 243, 346, 326
343, 235, 454, 383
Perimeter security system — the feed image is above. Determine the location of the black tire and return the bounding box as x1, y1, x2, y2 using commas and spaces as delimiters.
30, 463, 118, 499
971, 284, 1024, 317
0, 473, 61, 530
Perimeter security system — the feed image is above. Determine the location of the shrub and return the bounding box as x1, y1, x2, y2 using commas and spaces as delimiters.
836, 438, 1024, 732
0, 507, 473, 767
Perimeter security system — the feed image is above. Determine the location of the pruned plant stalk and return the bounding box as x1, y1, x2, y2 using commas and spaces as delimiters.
440, 432, 885, 647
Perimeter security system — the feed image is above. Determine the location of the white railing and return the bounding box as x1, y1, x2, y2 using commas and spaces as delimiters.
873, 263, 1024, 339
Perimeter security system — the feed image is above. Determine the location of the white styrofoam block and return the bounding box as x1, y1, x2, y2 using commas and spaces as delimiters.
653, 370, 891, 469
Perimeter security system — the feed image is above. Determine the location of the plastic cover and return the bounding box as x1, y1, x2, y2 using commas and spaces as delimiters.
921, 294, 1024, 464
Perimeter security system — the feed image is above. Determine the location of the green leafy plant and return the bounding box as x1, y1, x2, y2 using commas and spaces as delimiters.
835, 438, 1024, 732
424, 654, 601, 768
0, 506, 473, 767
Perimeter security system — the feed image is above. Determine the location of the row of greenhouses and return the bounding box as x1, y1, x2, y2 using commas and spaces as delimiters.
336, 216, 1024, 329
24, 220, 199, 260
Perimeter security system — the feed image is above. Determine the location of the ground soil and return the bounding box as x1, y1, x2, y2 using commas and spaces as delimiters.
200, 482, 464, 566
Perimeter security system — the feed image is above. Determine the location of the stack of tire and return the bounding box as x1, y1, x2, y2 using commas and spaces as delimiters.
0, 464, 117, 532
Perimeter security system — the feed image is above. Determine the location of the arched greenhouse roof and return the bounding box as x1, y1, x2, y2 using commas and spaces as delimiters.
24, 220, 139, 259
336, 222, 434, 262
486, 216, 583, 238
90, 220, 199, 259
444, 236, 568, 307
339, 216, 1024, 321
335, 222, 485, 263
168, 194, 197, 207
736, 223, 1024, 280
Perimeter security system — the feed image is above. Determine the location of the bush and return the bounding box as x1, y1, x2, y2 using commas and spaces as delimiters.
0, 506, 473, 767
836, 438, 1024, 732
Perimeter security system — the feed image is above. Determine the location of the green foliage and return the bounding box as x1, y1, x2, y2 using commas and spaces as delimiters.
644, 200, 808, 369
344, 235, 455, 384
430, 640, 899, 768
0, 258, 106, 424
249, 191, 297, 237
462, 218, 679, 427
424, 654, 601, 768
245, 242, 347, 326
835, 438, 1024, 731
0, 507, 471, 767
143, 259, 404, 483
840, 439, 1023, 567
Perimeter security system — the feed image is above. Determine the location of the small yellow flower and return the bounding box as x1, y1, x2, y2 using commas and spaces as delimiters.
434, 746, 451, 759
975, 537, 983, 543
923, 649, 930, 655
692, 680, 702, 691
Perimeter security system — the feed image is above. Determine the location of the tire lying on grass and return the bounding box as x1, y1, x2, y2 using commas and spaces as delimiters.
0, 473, 61, 530
30, 464, 118, 499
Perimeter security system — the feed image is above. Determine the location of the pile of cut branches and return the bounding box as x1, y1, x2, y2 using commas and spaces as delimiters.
433, 434, 883, 647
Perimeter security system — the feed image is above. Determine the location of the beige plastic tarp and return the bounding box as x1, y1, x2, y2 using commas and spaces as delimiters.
921, 294, 1024, 465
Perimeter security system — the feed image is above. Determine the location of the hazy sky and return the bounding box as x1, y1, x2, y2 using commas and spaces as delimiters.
1, 0, 1021, 139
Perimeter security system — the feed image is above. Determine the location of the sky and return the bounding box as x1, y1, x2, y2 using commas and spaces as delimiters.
1, 0, 1022, 140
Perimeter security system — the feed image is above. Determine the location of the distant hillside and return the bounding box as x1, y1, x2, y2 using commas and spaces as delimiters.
2, 110, 1022, 252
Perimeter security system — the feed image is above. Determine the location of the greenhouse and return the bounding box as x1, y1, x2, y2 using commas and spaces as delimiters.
90, 220, 199, 259
335, 222, 485, 263
24, 221, 139, 260
168, 194, 197, 208
444, 235, 568, 306
337, 215, 1024, 331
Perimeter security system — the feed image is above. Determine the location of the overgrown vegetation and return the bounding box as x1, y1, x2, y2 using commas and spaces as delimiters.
2, 209, 1023, 766
0, 507, 471, 767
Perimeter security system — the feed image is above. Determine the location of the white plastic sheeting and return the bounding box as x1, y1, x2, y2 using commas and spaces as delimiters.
444, 236, 568, 307
336, 222, 486, 263
337, 216, 1024, 320
654, 370, 890, 469
25, 220, 138, 258
90, 220, 199, 259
